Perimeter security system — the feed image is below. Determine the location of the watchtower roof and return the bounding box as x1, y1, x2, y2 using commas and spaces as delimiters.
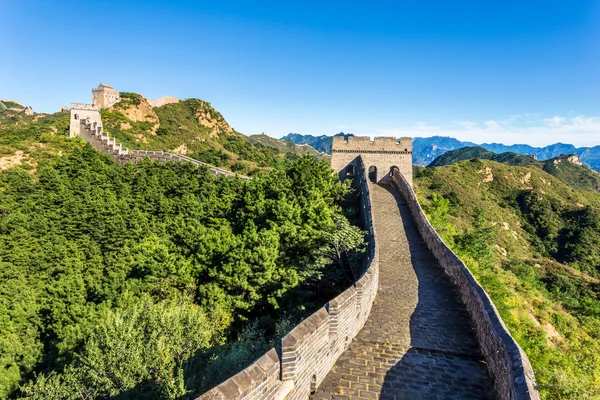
96, 83, 114, 89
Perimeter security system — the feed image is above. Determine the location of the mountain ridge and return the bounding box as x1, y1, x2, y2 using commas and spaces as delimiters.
0, 94, 324, 175
281, 133, 600, 172
427, 146, 600, 191
414, 159, 600, 398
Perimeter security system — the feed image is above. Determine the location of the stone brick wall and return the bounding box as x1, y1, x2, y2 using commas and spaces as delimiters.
77, 120, 250, 180
70, 104, 102, 138
389, 168, 540, 400
331, 136, 413, 187
196, 158, 379, 400
148, 96, 179, 108
92, 83, 120, 109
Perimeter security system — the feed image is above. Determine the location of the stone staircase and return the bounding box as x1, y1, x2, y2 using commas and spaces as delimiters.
78, 118, 250, 180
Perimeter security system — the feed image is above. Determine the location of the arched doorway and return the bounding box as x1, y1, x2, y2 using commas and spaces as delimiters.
345, 164, 355, 177
389, 166, 399, 177
368, 166, 377, 183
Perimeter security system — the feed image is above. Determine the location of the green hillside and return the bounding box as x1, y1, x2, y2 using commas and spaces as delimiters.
428, 145, 600, 191
0, 148, 364, 398
429, 145, 540, 167
542, 154, 600, 191
414, 160, 600, 398
428, 146, 495, 166
100, 94, 316, 175
248, 133, 329, 160
0, 108, 83, 172
0, 97, 364, 398
0, 94, 324, 176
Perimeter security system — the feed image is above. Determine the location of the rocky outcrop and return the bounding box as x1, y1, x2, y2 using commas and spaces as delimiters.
108, 96, 159, 134
193, 100, 235, 137
567, 155, 583, 165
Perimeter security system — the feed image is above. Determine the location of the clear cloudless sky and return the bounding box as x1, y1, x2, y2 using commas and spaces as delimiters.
1, 0, 599, 146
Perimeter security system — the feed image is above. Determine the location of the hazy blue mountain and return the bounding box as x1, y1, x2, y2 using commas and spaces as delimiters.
428, 146, 538, 168
480, 142, 600, 172
282, 133, 600, 172
281, 132, 353, 154
412, 136, 477, 165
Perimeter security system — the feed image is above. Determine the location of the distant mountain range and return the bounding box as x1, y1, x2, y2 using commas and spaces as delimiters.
281, 134, 600, 172
281, 132, 353, 154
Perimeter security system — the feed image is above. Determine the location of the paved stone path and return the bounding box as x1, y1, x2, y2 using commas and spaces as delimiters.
313, 183, 493, 400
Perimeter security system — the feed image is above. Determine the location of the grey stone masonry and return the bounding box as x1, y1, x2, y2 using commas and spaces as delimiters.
76, 119, 250, 180
388, 168, 539, 400
196, 158, 380, 400
331, 136, 413, 187
313, 180, 493, 399
195, 154, 540, 399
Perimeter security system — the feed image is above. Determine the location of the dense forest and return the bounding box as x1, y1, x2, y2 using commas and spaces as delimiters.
414, 160, 600, 399
0, 146, 365, 399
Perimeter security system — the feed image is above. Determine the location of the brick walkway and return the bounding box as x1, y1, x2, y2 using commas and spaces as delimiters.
313, 183, 493, 399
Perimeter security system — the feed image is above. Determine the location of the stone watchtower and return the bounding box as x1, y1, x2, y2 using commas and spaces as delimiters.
331, 136, 413, 187
69, 103, 101, 138
92, 83, 120, 108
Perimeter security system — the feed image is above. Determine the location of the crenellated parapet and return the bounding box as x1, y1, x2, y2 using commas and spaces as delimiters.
74, 118, 250, 180
388, 168, 540, 400
331, 136, 413, 187
196, 158, 379, 400
70, 103, 102, 138
79, 120, 127, 157
332, 136, 412, 153
70, 103, 100, 111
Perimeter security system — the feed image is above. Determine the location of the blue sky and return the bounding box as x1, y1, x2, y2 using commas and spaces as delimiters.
1, 1, 599, 146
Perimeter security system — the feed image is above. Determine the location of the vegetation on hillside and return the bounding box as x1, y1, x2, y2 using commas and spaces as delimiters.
414, 159, 600, 399
0, 101, 25, 110
0, 108, 82, 172
428, 146, 600, 191
101, 96, 310, 175
247, 133, 328, 160
428, 146, 539, 167
0, 147, 365, 399
1, 94, 325, 177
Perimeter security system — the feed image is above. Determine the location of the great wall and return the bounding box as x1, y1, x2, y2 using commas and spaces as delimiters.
195, 137, 540, 399
69, 85, 249, 180
0, 99, 34, 115
68, 84, 539, 399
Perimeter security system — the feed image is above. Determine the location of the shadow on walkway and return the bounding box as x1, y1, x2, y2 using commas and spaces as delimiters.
312, 181, 492, 399
377, 179, 492, 400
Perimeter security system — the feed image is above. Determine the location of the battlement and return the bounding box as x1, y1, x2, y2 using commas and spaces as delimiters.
332, 136, 412, 152
331, 135, 413, 186
148, 96, 179, 108
70, 103, 100, 111
92, 83, 120, 109
0, 99, 25, 108
197, 159, 378, 400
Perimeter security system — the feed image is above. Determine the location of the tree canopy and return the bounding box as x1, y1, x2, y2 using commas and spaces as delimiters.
0, 146, 364, 398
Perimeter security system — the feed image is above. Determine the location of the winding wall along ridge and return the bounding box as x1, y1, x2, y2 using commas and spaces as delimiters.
79, 119, 251, 180
197, 158, 379, 400
389, 168, 539, 400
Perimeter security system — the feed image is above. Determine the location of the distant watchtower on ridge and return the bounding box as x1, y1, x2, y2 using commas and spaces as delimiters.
92, 83, 120, 108
331, 136, 413, 187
